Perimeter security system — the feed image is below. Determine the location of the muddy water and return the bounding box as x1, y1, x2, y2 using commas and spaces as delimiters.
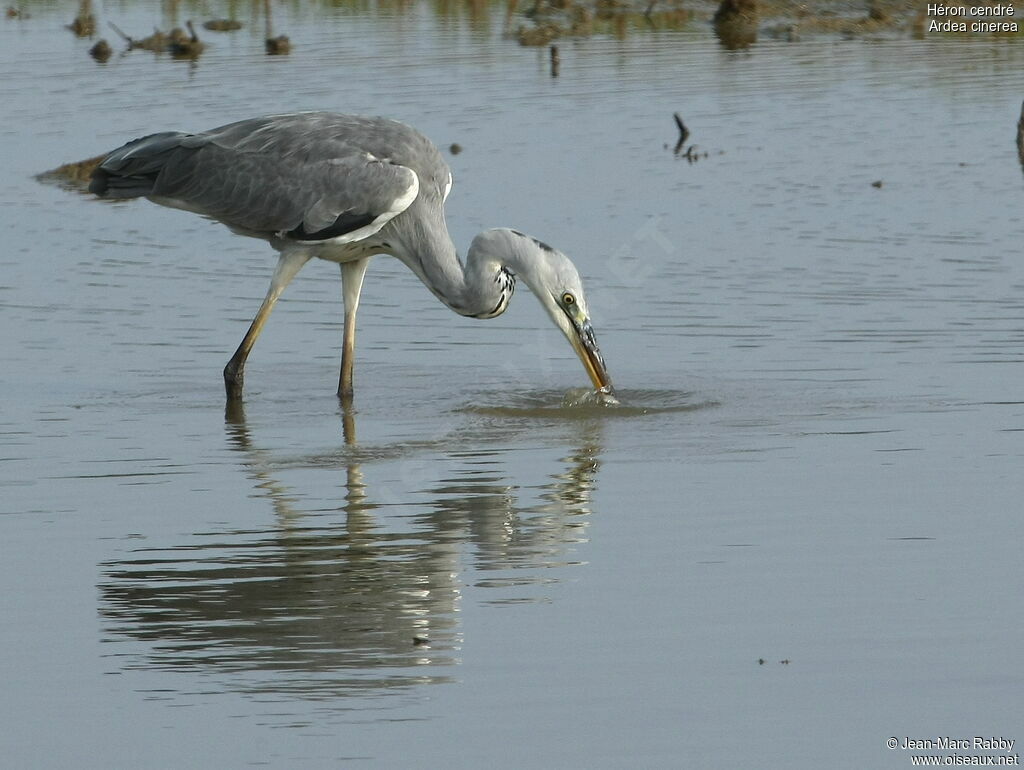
2, 4, 1023, 768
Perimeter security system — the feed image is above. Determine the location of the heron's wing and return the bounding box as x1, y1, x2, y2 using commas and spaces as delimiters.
149, 139, 419, 242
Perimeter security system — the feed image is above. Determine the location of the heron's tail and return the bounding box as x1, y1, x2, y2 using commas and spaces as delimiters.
88, 132, 189, 198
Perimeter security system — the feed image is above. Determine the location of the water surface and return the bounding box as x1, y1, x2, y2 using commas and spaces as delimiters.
2, 4, 1023, 767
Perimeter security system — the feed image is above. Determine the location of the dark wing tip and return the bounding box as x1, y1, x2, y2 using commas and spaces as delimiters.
286, 211, 380, 241
88, 131, 190, 199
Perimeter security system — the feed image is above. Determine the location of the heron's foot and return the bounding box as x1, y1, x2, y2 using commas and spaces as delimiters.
337, 367, 355, 402
337, 387, 355, 412
224, 361, 245, 400
224, 396, 247, 426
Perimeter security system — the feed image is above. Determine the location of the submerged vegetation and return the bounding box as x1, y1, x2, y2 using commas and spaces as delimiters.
9, 0, 1020, 57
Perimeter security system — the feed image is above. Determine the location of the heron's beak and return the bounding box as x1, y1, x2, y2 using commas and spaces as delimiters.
568, 317, 614, 393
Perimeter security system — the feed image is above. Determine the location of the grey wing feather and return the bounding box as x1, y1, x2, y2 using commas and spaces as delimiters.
152, 145, 416, 240
91, 113, 433, 242
88, 132, 189, 198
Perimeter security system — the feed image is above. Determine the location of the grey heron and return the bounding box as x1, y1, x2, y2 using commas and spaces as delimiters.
89, 112, 613, 400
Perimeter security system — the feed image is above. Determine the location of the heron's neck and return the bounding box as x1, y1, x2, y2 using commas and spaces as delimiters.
392, 212, 514, 319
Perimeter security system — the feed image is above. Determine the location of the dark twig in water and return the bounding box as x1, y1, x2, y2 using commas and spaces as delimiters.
673, 112, 690, 154
549, 44, 560, 77
263, 0, 291, 55
642, 0, 659, 27
108, 22, 168, 52
1017, 101, 1024, 169
108, 21, 131, 43
669, 115, 708, 163
673, 112, 689, 142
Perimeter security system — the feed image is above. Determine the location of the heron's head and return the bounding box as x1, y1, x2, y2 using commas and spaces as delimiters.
469, 228, 613, 393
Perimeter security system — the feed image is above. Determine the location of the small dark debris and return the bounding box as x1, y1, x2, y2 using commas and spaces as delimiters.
412, 636, 429, 646
69, 3, 96, 36
70, 17, 95, 36
169, 20, 205, 59
678, 144, 708, 163
89, 39, 112, 62
517, 23, 560, 46
871, 180, 883, 188
713, 0, 758, 49
203, 19, 242, 31
449, 142, 463, 155
757, 658, 765, 665
265, 34, 291, 55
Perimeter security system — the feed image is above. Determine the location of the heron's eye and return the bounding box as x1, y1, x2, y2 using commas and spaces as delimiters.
561, 292, 575, 306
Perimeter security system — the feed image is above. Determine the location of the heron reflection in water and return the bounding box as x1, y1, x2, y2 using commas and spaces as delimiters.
89, 112, 614, 400
98, 404, 604, 700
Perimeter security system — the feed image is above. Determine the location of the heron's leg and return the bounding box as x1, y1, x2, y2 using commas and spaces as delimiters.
338, 257, 371, 399
224, 250, 311, 399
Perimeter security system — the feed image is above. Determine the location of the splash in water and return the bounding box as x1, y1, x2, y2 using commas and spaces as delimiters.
561, 387, 621, 408
464, 387, 714, 418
